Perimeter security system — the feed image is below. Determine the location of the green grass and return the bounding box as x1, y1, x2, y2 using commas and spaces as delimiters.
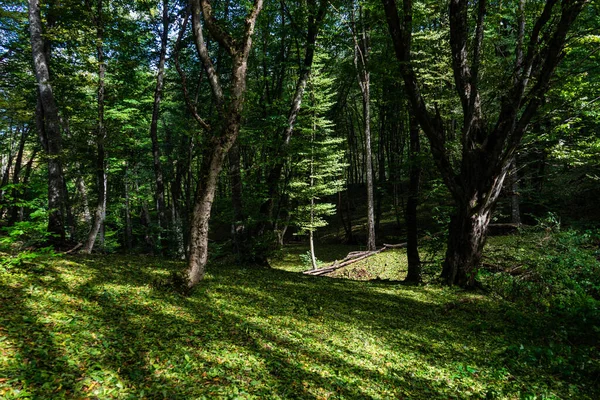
0, 247, 598, 399
270, 243, 410, 280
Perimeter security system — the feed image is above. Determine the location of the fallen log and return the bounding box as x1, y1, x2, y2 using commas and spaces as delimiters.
303, 243, 407, 276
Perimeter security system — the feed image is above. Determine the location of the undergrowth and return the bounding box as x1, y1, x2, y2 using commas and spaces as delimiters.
1, 238, 598, 398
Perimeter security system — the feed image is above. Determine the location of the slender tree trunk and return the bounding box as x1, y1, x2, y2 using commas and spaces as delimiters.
29, 0, 65, 243
352, 5, 375, 251
309, 155, 317, 270
404, 113, 421, 283
84, 0, 107, 254
124, 172, 133, 251
76, 175, 92, 226
507, 159, 521, 224
149, 0, 169, 250
9, 127, 30, 223
229, 142, 245, 257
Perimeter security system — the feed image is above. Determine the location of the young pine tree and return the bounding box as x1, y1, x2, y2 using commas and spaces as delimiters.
289, 55, 346, 270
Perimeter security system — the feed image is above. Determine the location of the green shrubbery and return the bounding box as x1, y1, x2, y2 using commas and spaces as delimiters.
482, 220, 600, 341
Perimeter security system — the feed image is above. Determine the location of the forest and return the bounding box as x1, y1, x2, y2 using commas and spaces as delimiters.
1, 0, 599, 398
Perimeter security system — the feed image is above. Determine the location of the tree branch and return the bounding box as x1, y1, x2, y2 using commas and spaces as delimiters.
174, 10, 211, 131
190, 0, 225, 112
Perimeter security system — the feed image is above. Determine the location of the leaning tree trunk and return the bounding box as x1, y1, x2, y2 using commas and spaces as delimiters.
185, 0, 263, 288
187, 144, 229, 286
29, 0, 65, 243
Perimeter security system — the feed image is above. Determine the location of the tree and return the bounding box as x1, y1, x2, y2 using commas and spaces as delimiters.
351, 2, 376, 251
185, 0, 264, 288
149, 0, 170, 251
258, 0, 329, 236
84, 0, 107, 253
382, 0, 589, 286
28, 0, 67, 244
289, 56, 346, 269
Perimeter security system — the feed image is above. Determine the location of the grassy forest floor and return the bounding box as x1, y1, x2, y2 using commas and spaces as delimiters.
1, 232, 599, 399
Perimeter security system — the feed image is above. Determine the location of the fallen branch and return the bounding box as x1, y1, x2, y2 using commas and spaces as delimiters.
303, 243, 407, 276
64, 243, 82, 255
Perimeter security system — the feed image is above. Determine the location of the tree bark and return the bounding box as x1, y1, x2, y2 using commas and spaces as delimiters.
404, 113, 421, 283
229, 141, 245, 257
382, 0, 587, 287
9, 126, 31, 223
441, 202, 492, 286
352, 5, 375, 250
149, 0, 169, 251
185, 0, 263, 288
28, 0, 66, 243
507, 160, 521, 225
84, 0, 107, 254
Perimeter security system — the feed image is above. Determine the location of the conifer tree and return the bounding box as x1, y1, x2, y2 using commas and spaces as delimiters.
289, 54, 346, 270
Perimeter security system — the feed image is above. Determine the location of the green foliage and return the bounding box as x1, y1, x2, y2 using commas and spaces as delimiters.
289, 53, 346, 236
0, 205, 52, 250
482, 225, 600, 346
0, 253, 597, 398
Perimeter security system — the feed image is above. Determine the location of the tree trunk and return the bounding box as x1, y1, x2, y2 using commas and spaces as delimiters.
149, 0, 169, 250
441, 203, 492, 287
9, 127, 30, 223
229, 141, 246, 257
76, 175, 92, 226
185, 0, 263, 288
84, 0, 107, 254
187, 143, 228, 287
352, 5, 375, 251
404, 113, 421, 283
124, 175, 133, 251
29, 0, 65, 243
258, 0, 328, 234
507, 159, 521, 224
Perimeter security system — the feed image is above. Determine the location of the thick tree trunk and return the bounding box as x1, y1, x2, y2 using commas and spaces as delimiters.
29, 0, 65, 243
185, 0, 263, 288
186, 144, 228, 287
149, 0, 169, 248
404, 114, 421, 283
441, 204, 492, 287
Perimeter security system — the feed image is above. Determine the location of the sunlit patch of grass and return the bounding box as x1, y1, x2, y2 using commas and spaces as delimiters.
0, 252, 598, 399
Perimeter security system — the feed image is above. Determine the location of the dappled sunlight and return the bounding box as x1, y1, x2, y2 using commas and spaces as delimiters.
0, 254, 598, 398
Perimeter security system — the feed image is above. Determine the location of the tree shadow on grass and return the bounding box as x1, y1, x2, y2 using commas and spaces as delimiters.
1, 255, 598, 398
